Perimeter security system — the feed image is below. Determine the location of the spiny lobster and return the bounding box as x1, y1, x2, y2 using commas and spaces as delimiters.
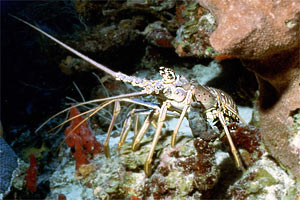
11, 15, 247, 177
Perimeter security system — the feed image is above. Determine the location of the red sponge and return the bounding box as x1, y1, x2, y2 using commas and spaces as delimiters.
64, 107, 102, 170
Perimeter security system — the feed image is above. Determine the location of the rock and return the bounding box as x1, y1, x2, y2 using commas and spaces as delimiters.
0, 137, 29, 200
126, 0, 176, 12
173, 1, 218, 58
143, 21, 174, 48
198, 0, 300, 178
0, 137, 19, 199
143, 137, 220, 199
198, 0, 300, 59
227, 156, 299, 199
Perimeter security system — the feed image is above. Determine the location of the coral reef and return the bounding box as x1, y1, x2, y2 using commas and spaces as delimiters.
74, 0, 107, 25
56, 0, 222, 76
143, 21, 174, 48
198, 0, 300, 178
4, 0, 299, 199
48, 125, 221, 199
188, 102, 219, 140
227, 156, 300, 199
46, 108, 298, 199
173, 1, 217, 58
141, 137, 220, 199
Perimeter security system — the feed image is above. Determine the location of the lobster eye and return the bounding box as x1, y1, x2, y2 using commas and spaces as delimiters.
159, 66, 176, 84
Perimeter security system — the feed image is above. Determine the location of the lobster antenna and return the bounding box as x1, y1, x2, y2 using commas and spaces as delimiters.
9, 14, 118, 78
34, 91, 147, 133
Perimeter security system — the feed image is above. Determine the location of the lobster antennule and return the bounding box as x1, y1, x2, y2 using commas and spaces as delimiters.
9, 14, 118, 78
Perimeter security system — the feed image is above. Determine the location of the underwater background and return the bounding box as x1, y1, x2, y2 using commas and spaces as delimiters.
1, 1, 299, 199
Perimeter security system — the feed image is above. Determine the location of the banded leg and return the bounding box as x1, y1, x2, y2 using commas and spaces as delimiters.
132, 110, 154, 151
215, 92, 244, 169
144, 102, 169, 177
116, 98, 162, 150
118, 109, 136, 150
218, 111, 244, 170
134, 114, 139, 140
171, 89, 194, 147
104, 101, 121, 158
119, 109, 154, 150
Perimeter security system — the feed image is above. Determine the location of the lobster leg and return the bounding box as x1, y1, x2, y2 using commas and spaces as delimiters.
145, 102, 169, 177
120, 107, 181, 151
132, 111, 154, 151
118, 109, 135, 150
218, 111, 244, 170
134, 114, 139, 141
118, 109, 155, 149
104, 101, 121, 158
214, 93, 244, 169
223, 104, 247, 124
171, 89, 194, 147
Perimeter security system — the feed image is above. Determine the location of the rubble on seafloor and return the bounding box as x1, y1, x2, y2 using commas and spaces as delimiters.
45, 119, 300, 199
